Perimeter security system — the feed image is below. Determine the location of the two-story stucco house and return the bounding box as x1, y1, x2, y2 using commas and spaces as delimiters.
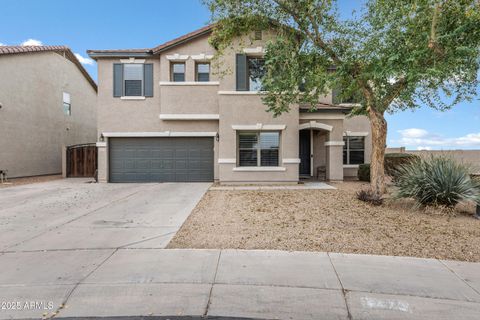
0, 46, 97, 178
88, 25, 371, 184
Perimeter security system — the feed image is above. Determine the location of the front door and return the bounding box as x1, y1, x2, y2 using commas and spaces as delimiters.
299, 130, 311, 176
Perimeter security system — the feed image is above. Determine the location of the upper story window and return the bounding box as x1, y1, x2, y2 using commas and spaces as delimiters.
236, 54, 266, 91
171, 63, 185, 82
254, 30, 262, 40
343, 136, 365, 165
248, 57, 265, 91
238, 131, 280, 167
124, 64, 143, 96
63, 92, 71, 116
196, 63, 210, 82
113, 63, 153, 98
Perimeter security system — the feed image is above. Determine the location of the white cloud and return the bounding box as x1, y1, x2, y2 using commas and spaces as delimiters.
74, 53, 94, 66
21, 39, 43, 46
0, 42, 5, 46
396, 128, 480, 149
417, 146, 432, 151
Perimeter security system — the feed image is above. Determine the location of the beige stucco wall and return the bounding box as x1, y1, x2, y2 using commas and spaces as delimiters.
95, 29, 372, 183
0, 52, 97, 178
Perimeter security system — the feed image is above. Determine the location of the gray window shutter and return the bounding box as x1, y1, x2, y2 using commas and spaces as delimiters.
113, 63, 123, 97
144, 64, 154, 97
332, 87, 340, 105
236, 54, 248, 91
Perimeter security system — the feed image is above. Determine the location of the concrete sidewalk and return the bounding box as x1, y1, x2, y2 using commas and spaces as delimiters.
1, 249, 479, 320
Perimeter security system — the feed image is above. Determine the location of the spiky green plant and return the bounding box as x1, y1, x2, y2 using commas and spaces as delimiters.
394, 156, 480, 208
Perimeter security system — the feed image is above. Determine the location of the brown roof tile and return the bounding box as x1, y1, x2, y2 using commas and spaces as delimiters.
0, 45, 97, 91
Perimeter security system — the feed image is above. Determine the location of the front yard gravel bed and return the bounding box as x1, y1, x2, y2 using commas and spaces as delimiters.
168, 182, 480, 262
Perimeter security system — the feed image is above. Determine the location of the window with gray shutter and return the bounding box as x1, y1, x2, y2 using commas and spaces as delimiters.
236, 54, 248, 91
113, 64, 123, 97
144, 64, 154, 97
238, 131, 280, 167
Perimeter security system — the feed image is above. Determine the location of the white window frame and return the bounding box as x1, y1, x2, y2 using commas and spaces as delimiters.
123, 64, 144, 97
343, 136, 365, 165
62, 92, 71, 116
237, 131, 280, 167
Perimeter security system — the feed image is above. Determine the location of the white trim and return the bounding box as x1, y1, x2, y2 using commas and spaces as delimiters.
325, 141, 345, 146
159, 81, 219, 86
166, 54, 189, 61
233, 166, 286, 172
119, 58, 145, 64
344, 131, 369, 137
96, 142, 107, 147
282, 158, 301, 164
218, 91, 266, 95
191, 53, 214, 60
159, 114, 220, 120
299, 121, 333, 132
243, 47, 265, 55
310, 129, 314, 176
102, 131, 217, 138
232, 124, 286, 130
218, 158, 236, 164
120, 96, 146, 100
299, 113, 345, 120
343, 164, 360, 169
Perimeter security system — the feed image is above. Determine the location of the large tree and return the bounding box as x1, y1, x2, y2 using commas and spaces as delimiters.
204, 0, 480, 195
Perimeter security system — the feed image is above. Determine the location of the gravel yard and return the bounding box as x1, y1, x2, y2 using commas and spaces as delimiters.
168, 182, 480, 262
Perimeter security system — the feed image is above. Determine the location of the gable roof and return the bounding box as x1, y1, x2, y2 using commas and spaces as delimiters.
0, 45, 97, 91
87, 24, 214, 59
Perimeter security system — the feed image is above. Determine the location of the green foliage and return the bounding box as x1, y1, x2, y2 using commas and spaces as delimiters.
357, 189, 384, 206
205, 0, 480, 115
394, 156, 480, 207
358, 163, 371, 182
384, 153, 419, 178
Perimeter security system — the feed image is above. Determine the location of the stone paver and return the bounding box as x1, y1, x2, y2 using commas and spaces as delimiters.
330, 253, 480, 303
347, 291, 480, 320
208, 284, 348, 320
216, 249, 341, 289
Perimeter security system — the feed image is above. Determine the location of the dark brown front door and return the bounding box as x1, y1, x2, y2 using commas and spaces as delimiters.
299, 130, 311, 176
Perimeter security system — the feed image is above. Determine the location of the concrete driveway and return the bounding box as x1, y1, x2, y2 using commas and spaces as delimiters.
0, 179, 210, 251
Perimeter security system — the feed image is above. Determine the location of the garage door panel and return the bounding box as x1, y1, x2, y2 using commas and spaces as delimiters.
109, 137, 213, 182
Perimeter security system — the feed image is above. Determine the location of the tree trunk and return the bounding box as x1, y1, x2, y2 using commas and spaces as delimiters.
368, 107, 388, 196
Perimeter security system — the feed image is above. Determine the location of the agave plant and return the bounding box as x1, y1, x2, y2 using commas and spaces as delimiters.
394, 155, 480, 208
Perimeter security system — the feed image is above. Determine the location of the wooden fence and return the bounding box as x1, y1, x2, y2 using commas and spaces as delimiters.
66, 144, 97, 178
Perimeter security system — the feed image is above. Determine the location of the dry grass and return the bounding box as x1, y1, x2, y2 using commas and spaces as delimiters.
0, 174, 62, 188
168, 181, 480, 262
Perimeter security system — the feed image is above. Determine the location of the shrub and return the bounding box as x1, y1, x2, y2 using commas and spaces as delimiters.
394, 155, 480, 207
357, 189, 383, 206
385, 153, 418, 179
358, 163, 370, 182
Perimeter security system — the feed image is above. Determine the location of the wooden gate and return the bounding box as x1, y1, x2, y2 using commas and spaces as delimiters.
66, 144, 97, 177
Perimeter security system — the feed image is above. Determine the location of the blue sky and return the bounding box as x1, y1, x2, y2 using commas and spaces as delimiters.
1, 0, 478, 150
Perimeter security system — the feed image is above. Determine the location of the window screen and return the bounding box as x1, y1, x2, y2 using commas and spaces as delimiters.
238, 131, 280, 167
343, 136, 365, 165
124, 64, 143, 96
196, 63, 210, 82
172, 63, 185, 82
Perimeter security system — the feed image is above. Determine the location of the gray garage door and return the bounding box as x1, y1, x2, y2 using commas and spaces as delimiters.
109, 137, 214, 182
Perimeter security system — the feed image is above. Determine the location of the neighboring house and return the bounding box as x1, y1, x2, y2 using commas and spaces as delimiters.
0, 46, 97, 178
88, 25, 371, 183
